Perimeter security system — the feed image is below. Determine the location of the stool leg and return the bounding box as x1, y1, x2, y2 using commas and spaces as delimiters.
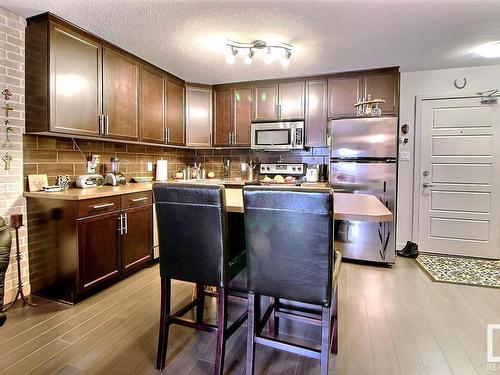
246, 293, 256, 375
196, 283, 205, 323
268, 297, 279, 337
331, 287, 338, 354
320, 306, 331, 375
156, 277, 171, 370
214, 287, 228, 375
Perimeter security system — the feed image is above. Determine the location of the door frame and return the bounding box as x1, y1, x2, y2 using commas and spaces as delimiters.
412, 92, 498, 248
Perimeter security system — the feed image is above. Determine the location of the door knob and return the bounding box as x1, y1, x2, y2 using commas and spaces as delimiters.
423, 182, 434, 188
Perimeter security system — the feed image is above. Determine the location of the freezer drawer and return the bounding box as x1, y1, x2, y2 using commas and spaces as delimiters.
330, 117, 397, 159
331, 161, 396, 263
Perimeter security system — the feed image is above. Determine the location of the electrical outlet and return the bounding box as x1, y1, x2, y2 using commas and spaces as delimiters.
147, 162, 153, 172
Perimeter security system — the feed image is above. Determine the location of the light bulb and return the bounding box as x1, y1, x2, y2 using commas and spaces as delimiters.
281, 49, 291, 68
225, 46, 237, 64
244, 49, 254, 65
264, 47, 273, 64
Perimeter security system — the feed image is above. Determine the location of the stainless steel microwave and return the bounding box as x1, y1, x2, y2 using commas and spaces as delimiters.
250, 121, 304, 150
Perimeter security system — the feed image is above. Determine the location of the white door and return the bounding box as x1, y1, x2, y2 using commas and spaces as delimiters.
417, 96, 500, 259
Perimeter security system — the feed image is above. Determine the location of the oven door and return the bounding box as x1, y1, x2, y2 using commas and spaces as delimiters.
251, 123, 293, 150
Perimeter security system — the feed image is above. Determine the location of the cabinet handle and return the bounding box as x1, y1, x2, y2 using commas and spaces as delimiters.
164, 128, 167, 143
228, 132, 232, 145
232, 132, 236, 145
92, 203, 114, 209
168, 128, 171, 143
98, 115, 103, 135
118, 214, 123, 235
124, 212, 128, 234
275, 104, 279, 118
131, 197, 148, 202
209, 133, 212, 145
105, 116, 109, 135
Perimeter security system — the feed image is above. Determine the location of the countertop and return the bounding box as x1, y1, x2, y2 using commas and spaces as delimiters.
24, 180, 392, 222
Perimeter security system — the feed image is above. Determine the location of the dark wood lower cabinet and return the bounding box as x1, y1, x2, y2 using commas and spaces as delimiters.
27, 192, 153, 304
78, 212, 121, 291
122, 205, 153, 272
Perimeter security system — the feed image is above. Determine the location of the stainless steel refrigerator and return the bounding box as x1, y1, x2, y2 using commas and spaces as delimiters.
329, 117, 397, 264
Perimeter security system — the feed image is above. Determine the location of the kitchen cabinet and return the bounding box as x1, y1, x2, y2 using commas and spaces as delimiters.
165, 79, 185, 146
186, 86, 212, 147
26, 191, 153, 304
253, 81, 305, 121
25, 13, 186, 146
278, 81, 305, 120
121, 205, 153, 272
233, 87, 253, 146
103, 47, 139, 140
213, 87, 253, 147
78, 212, 121, 291
139, 66, 165, 143
305, 80, 328, 147
327, 74, 362, 119
213, 90, 232, 146
328, 70, 398, 119
363, 70, 398, 116
253, 84, 279, 121
48, 23, 102, 137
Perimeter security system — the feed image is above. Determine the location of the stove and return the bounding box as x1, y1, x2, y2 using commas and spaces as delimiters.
258, 163, 306, 178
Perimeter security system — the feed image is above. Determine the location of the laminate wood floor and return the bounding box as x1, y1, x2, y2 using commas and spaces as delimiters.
1, 258, 499, 375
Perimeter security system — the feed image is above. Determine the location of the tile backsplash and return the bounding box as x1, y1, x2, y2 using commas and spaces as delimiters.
23, 134, 330, 187
23, 135, 196, 187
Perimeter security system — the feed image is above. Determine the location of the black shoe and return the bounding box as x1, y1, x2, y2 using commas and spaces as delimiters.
397, 241, 419, 258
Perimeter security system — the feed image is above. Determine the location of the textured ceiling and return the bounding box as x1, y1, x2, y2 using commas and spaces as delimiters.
2, 0, 500, 84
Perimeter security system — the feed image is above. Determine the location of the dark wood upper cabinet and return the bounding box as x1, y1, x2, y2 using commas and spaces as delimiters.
78, 212, 121, 291
253, 84, 279, 121
278, 81, 305, 120
363, 70, 399, 116
165, 79, 185, 146
213, 90, 232, 146
305, 80, 327, 147
102, 47, 139, 140
139, 67, 165, 143
328, 74, 362, 119
122, 205, 152, 272
48, 23, 102, 136
233, 87, 253, 146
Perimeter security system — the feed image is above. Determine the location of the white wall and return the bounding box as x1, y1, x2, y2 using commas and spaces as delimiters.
397, 64, 500, 249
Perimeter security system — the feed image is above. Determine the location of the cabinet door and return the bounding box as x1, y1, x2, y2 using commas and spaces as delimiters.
49, 23, 102, 136
233, 87, 253, 146
103, 47, 139, 140
122, 205, 152, 272
185, 86, 212, 146
78, 212, 121, 291
362, 71, 399, 116
305, 80, 327, 147
213, 90, 232, 146
139, 67, 164, 143
253, 84, 278, 121
166, 79, 185, 146
327, 75, 362, 119
279, 81, 305, 120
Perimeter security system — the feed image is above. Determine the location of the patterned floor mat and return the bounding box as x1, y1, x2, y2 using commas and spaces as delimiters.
416, 254, 500, 288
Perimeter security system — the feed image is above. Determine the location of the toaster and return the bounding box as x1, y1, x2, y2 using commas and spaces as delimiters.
104, 171, 126, 186
76, 174, 105, 188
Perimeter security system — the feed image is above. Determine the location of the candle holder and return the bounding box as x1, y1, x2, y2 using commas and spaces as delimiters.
2, 214, 37, 312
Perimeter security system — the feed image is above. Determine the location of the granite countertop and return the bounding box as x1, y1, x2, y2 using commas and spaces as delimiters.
23, 179, 331, 201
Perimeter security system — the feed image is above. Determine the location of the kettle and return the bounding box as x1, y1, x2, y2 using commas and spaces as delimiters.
305, 165, 319, 183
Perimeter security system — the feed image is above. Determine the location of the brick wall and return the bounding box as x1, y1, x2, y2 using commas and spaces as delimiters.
0, 8, 28, 303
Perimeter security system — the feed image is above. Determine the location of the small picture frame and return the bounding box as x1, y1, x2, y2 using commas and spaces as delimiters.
28, 174, 48, 192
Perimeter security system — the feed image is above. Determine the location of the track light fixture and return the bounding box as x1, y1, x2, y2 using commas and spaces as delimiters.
225, 40, 293, 67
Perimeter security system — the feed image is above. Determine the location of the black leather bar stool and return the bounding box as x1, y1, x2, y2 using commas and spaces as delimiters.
153, 183, 247, 375
243, 186, 341, 375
